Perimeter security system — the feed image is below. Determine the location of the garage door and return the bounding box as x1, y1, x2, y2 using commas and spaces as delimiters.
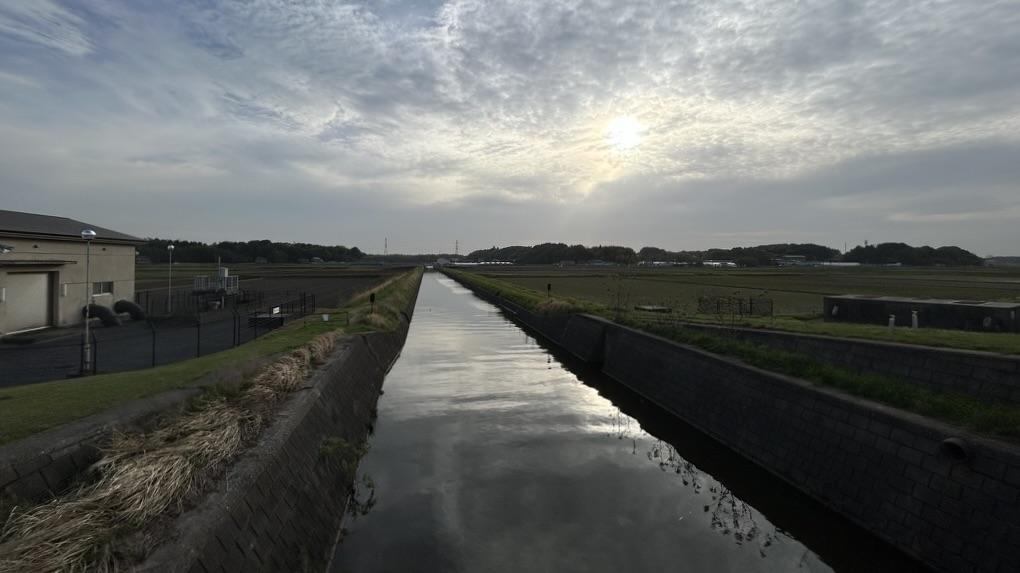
6, 273, 51, 332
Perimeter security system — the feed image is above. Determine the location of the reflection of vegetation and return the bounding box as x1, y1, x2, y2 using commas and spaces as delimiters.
704, 484, 775, 556
320, 437, 378, 542
651, 439, 779, 557
347, 474, 377, 519
604, 403, 783, 558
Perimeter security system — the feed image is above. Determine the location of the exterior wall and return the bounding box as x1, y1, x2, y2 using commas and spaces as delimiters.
451, 276, 1020, 573
0, 236, 136, 334
824, 295, 1020, 333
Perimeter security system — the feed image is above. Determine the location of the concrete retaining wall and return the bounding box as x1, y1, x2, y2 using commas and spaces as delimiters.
140, 329, 408, 572
452, 276, 1020, 573
682, 323, 1020, 407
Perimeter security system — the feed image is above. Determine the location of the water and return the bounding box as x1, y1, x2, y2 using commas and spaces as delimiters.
329, 274, 928, 573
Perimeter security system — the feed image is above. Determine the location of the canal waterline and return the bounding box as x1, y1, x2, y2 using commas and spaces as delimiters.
329, 274, 930, 572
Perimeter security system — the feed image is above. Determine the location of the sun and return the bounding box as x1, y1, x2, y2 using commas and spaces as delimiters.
606, 116, 646, 151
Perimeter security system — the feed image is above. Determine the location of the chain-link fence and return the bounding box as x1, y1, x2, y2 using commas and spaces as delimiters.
0, 293, 317, 387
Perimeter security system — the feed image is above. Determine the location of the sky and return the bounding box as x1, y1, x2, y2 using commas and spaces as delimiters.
1, 1, 1018, 256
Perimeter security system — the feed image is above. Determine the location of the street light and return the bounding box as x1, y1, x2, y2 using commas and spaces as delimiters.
81, 229, 97, 375
166, 244, 175, 314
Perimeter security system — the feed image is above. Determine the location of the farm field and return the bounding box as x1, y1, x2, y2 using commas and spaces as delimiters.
474, 265, 1020, 317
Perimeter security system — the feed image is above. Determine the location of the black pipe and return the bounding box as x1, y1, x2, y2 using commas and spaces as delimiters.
83, 304, 121, 327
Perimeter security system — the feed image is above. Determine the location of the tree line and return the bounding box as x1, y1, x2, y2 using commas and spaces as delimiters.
137, 239, 364, 264
465, 242, 983, 267
135, 238, 984, 267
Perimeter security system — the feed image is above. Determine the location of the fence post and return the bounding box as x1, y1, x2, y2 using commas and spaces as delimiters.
196, 314, 202, 358
91, 331, 98, 374
150, 321, 157, 367
232, 308, 240, 347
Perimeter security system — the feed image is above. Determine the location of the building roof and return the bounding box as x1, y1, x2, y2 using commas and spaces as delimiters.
0, 209, 144, 244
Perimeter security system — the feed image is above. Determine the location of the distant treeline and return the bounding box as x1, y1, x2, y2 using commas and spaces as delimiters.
138, 239, 365, 264
841, 243, 983, 266
465, 242, 984, 267
135, 238, 984, 267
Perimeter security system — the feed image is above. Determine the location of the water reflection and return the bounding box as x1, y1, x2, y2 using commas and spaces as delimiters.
601, 402, 784, 560
330, 274, 930, 573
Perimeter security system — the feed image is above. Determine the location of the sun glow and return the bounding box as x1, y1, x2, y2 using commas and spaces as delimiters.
606, 116, 646, 151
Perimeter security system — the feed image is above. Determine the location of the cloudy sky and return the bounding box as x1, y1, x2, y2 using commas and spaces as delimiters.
1, 1, 1018, 256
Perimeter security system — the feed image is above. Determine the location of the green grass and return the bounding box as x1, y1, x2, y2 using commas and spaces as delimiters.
478, 267, 1020, 354
633, 319, 1020, 438
0, 268, 422, 445
448, 268, 1020, 440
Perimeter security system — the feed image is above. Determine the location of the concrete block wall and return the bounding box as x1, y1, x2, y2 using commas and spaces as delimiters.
141, 273, 421, 571
140, 330, 406, 571
448, 276, 1020, 573
598, 320, 1020, 573
683, 324, 1020, 406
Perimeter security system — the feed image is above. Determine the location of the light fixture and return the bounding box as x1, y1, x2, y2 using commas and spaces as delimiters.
81, 229, 97, 375
167, 244, 175, 314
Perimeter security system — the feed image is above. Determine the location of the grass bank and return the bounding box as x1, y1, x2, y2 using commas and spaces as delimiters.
0, 268, 422, 445
446, 269, 1020, 440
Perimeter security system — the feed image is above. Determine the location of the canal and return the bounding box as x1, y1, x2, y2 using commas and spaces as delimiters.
329, 274, 929, 572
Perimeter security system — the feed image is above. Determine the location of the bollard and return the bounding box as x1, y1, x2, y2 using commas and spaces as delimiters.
911, 310, 918, 329
888, 314, 896, 330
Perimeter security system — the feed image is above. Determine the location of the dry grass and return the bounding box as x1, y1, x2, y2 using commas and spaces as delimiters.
0, 330, 344, 572
535, 298, 574, 315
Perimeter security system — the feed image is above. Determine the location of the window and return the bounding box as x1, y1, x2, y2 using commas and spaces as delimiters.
92, 281, 113, 295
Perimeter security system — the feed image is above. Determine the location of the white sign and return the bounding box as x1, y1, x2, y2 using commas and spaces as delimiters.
272, 306, 281, 315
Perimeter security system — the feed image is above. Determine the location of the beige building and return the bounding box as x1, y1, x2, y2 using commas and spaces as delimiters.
0, 210, 144, 335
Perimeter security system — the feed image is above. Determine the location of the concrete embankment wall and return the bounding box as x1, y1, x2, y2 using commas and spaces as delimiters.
457, 278, 1020, 573
681, 323, 1020, 407
140, 328, 409, 572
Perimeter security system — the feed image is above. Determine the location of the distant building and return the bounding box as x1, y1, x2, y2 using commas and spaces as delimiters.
776, 255, 807, 266
0, 210, 144, 335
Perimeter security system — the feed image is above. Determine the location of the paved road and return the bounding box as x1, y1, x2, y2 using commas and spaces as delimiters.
0, 316, 283, 389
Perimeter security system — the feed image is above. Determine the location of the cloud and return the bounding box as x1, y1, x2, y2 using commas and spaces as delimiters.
1, 1, 1018, 255
0, 0, 95, 56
